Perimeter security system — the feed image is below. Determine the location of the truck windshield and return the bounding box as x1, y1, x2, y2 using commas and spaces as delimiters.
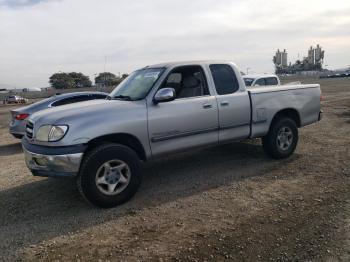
109, 68, 164, 100
243, 78, 255, 86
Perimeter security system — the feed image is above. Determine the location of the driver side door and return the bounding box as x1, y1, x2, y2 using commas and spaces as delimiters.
147, 65, 219, 157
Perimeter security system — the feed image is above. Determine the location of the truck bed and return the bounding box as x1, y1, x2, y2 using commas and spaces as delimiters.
248, 84, 321, 138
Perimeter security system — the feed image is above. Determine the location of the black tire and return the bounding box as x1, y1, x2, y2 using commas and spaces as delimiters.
77, 143, 142, 208
262, 117, 298, 159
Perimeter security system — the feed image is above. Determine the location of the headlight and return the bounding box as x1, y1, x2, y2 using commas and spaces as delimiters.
36, 125, 68, 142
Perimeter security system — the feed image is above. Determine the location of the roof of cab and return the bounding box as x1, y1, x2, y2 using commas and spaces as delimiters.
144, 60, 236, 69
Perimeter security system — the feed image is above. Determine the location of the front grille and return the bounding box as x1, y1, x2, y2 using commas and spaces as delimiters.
26, 120, 34, 139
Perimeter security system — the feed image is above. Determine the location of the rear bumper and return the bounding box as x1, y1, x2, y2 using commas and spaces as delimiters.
22, 138, 86, 178
9, 120, 26, 136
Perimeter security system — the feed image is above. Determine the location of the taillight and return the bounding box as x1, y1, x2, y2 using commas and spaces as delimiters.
15, 113, 29, 120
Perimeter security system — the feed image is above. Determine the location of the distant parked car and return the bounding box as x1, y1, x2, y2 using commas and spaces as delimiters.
9, 91, 108, 139
4, 95, 28, 104
243, 74, 280, 87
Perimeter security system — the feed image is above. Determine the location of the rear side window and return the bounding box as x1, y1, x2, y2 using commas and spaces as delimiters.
209, 64, 239, 95
51, 95, 90, 106
255, 78, 266, 86
266, 77, 278, 85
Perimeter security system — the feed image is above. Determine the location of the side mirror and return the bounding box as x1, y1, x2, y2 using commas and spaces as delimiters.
254, 84, 260, 87
154, 88, 176, 104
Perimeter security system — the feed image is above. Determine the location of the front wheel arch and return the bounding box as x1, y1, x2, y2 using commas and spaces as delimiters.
86, 133, 147, 161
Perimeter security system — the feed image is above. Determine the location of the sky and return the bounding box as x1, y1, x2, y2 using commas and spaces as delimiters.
0, 0, 349, 88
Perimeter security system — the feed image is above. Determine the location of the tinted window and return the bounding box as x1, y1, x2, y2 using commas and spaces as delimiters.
52, 95, 91, 106
162, 65, 209, 99
91, 94, 108, 99
265, 77, 278, 85
255, 78, 266, 86
209, 64, 239, 95
243, 78, 254, 86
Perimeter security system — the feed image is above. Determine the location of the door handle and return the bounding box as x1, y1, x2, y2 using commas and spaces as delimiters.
220, 101, 229, 106
202, 103, 212, 109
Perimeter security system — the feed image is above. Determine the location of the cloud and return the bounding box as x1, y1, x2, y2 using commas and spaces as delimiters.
0, 0, 349, 87
0, 0, 57, 8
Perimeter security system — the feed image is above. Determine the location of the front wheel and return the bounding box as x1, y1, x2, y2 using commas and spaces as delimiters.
77, 144, 142, 208
262, 117, 298, 159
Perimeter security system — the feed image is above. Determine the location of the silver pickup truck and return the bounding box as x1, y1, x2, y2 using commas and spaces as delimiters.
22, 61, 322, 207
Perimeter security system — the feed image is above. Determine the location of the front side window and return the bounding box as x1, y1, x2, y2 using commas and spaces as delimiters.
110, 68, 164, 100
160, 65, 209, 99
209, 64, 239, 95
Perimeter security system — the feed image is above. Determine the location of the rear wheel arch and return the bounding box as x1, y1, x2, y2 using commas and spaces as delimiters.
86, 133, 147, 161
270, 108, 301, 129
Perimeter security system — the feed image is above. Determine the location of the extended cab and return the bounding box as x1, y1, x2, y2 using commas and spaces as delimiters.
22, 61, 322, 207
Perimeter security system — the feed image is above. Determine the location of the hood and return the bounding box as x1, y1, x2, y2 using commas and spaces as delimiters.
30, 99, 143, 125
25, 97, 150, 148
28, 98, 148, 146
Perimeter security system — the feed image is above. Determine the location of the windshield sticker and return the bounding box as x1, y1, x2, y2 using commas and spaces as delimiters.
144, 72, 160, 78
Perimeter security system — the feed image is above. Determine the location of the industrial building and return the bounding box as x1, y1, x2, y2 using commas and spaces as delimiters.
273, 44, 325, 74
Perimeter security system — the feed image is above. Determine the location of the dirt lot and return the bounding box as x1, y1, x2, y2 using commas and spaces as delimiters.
0, 77, 349, 261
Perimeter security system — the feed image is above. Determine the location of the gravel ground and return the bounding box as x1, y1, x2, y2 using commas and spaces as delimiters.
0, 77, 349, 261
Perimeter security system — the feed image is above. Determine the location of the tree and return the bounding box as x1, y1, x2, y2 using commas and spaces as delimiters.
95, 72, 120, 87
49, 72, 92, 89
68, 72, 92, 88
122, 73, 129, 79
49, 73, 75, 89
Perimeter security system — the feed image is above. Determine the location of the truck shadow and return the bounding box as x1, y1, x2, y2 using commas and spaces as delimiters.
0, 141, 299, 258
0, 142, 22, 156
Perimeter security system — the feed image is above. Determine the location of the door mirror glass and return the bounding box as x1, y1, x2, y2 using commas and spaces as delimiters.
154, 88, 176, 103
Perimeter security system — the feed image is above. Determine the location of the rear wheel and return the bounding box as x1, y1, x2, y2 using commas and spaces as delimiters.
262, 117, 298, 159
77, 144, 142, 208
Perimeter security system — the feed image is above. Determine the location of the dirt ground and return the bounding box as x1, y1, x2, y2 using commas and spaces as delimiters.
0, 77, 349, 261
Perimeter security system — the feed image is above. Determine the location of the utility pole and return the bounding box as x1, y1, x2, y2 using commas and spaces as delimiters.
104, 56, 107, 88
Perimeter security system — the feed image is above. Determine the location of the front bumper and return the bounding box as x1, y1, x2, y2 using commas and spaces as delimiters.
22, 139, 86, 178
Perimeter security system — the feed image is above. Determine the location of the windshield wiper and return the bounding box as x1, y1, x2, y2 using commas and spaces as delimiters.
113, 95, 133, 101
